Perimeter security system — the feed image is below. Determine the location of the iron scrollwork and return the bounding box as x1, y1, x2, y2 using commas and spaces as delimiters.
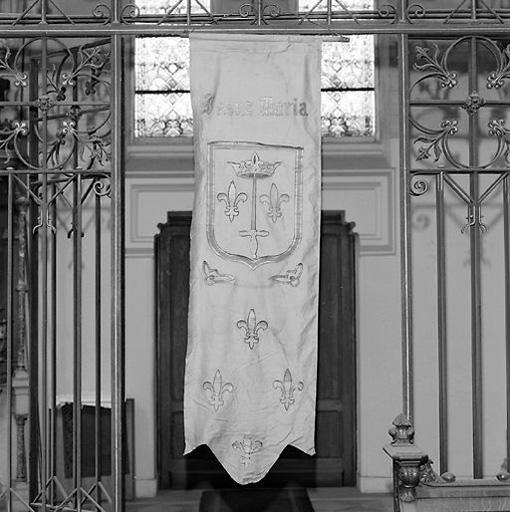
239, 0, 281, 25
409, 175, 430, 197
0, 44, 28, 88
414, 43, 458, 90
412, 119, 459, 164
121, 3, 141, 23
488, 118, 510, 165
405, 3, 426, 24
0, 0, 507, 27
1, 38, 111, 173
409, 36, 510, 234
92, 3, 113, 23
487, 44, 510, 89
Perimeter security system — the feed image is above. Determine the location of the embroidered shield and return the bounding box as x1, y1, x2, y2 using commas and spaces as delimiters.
207, 141, 303, 270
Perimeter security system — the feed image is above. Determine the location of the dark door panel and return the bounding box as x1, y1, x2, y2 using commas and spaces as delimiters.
155, 211, 357, 489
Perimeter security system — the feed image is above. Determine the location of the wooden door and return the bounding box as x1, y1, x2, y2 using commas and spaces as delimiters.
155, 211, 357, 489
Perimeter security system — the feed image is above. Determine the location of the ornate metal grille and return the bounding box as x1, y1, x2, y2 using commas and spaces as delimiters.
406, 35, 510, 478
0, 34, 116, 512
0, 2, 510, 512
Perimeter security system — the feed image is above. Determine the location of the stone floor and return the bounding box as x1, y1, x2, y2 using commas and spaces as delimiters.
126, 488, 393, 512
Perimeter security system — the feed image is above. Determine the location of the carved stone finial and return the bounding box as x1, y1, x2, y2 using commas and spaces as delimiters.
389, 413, 415, 445
398, 462, 421, 502
384, 415, 428, 504
497, 471, 510, 481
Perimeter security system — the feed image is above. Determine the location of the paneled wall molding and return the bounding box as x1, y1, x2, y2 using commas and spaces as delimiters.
127, 139, 389, 160
322, 168, 395, 254
126, 140, 393, 178
358, 475, 393, 493
126, 178, 194, 258
126, 166, 395, 258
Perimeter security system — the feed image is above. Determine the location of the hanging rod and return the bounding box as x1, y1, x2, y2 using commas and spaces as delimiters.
1, 21, 510, 37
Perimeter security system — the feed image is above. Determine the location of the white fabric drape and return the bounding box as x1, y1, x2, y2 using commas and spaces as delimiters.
184, 33, 322, 485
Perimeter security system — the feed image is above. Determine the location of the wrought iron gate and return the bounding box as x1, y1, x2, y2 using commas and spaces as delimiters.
0, 9, 124, 512
403, 34, 510, 478
1, 1, 510, 511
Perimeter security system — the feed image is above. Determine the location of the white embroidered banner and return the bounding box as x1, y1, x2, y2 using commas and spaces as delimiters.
184, 33, 322, 485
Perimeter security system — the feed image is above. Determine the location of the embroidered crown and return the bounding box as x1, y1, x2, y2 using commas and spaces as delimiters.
229, 152, 281, 178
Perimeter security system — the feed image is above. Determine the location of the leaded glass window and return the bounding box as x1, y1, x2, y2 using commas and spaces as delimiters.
134, 0, 375, 139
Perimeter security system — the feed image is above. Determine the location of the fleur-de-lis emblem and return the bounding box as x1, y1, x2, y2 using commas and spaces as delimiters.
236, 309, 268, 349
232, 436, 263, 465
202, 370, 233, 411
217, 180, 248, 222
260, 183, 289, 223
273, 369, 304, 411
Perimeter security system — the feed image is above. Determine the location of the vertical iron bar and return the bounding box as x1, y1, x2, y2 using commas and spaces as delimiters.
15, 190, 29, 486
399, 33, 413, 420
40, 35, 49, 512
94, 190, 102, 508
41, 0, 48, 23
399, 0, 406, 22
72, 174, 83, 512
469, 36, 483, 478
7, 175, 14, 512
436, 172, 448, 473
504, 175, 510, 472
28, 58, 40, 504
111, 28, 125, 512
71, 48, 83, 512
49, 186, 57, 506
112, 0, 119, 22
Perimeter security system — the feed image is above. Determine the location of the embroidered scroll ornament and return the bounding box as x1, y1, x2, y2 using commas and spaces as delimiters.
273, 368, 304, 411
236, 309, 268, 349
202, 369, 233, 411
270, 263, 303, 287
202, 260, 235, 285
